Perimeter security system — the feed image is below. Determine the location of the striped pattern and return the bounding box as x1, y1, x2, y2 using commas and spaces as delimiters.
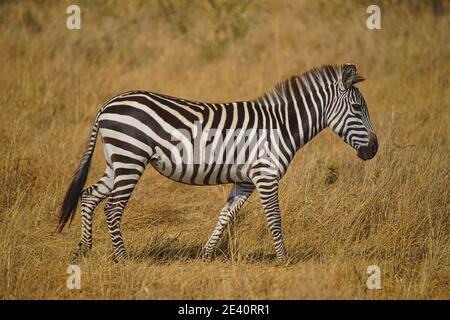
59, 64, 377, 262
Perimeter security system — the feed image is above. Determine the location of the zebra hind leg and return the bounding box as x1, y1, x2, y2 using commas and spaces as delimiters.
70, 166, 114, 261
104, 168, 145, 262
203, 182, 254, 261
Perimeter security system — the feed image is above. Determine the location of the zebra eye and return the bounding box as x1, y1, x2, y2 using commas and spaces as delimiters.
352, 104, 362, 110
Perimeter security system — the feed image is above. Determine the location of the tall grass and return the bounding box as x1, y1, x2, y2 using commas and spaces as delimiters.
0, 0, 448, 299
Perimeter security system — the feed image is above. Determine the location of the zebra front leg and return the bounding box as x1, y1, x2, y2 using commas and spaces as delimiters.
254, 177, 288, 261
203, 182, 254, 261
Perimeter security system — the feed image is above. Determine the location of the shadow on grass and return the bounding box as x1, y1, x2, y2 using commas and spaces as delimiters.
130, 243, 204, 263
245, 247, 322, 265
129, 234, 323, 265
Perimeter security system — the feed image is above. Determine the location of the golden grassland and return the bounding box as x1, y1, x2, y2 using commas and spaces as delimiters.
0, 0, 449, 299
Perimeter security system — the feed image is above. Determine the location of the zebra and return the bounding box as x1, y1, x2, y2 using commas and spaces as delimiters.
57, 64, 378, 262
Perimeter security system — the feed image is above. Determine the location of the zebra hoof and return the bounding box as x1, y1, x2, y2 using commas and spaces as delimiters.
69, 246, 91, 262
275, 255, 289, 266
202, 251, 213, 262
112, 253, 128, 263
69, 251, 80, 262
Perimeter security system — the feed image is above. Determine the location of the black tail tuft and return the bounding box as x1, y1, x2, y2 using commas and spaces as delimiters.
57, 157, 92, 233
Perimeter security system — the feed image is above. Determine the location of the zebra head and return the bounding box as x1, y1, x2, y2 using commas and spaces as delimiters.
327, 64, 378, 160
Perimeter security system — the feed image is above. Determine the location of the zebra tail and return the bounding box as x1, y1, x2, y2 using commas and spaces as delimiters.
57, 113, 101, 233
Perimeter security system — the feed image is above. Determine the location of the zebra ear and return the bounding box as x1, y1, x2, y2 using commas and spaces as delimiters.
342, 64, 365, 89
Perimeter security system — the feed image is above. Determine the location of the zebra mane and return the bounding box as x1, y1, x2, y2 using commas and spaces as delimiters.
258, 64, 344, 103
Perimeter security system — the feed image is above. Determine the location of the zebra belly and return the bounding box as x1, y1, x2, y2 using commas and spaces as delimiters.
149, 158, 251, 186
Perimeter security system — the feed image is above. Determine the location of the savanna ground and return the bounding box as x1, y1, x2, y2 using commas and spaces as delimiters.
0, 0, 449, 299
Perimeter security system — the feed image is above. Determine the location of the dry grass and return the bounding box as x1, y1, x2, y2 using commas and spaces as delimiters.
0, 0, 449, 299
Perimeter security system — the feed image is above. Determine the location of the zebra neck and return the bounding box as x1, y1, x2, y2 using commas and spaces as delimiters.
255, 77, 329, 154
250, 97, 326, 162
284, 93, 327, 153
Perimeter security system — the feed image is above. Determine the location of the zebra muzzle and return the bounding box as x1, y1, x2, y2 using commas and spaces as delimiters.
357, 132, 378, 160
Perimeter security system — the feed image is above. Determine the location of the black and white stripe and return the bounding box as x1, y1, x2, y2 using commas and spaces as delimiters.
58, 64, 378, 261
